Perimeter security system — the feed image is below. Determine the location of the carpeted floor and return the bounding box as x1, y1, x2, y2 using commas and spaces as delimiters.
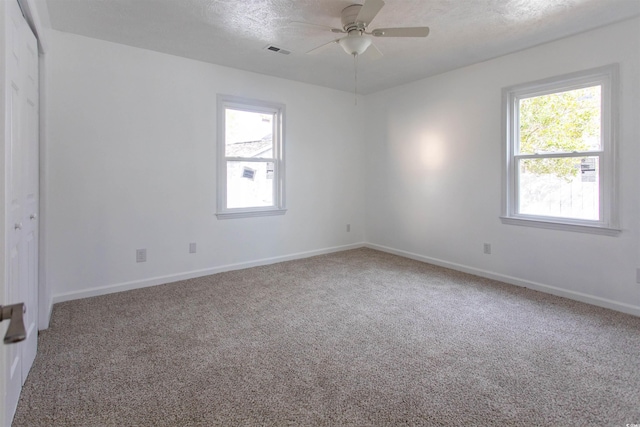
12, 248, 640, 426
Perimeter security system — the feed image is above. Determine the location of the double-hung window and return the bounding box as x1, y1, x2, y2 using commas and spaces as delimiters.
216, 95, 286, 219
502, 65, 619, 235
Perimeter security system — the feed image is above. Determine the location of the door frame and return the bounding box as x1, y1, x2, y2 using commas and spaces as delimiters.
18, 0, 51, 331
0, 1, 9, 418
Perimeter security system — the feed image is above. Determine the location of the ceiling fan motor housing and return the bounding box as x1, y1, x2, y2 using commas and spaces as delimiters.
341, 4, 365, 32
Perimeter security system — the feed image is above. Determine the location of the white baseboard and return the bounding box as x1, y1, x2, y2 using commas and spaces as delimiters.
365, 243, 640, 317
52, 242, 366, 304
51, 241, 640, 318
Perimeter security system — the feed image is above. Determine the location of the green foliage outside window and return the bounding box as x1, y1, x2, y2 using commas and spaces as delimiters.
518, 86, 600, 181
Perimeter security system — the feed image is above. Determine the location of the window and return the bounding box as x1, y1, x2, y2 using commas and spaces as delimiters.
502, 65, 619, 235
216, 95, 286, 219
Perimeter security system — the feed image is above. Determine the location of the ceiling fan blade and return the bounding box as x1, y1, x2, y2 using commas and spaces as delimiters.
364, 42, 383, 60
356, 0, 385, 26
371, 27, 430, 37
290, 21, 344, 33
307, 39, 339, 54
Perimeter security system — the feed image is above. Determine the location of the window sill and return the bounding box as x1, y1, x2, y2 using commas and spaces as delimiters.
500, 216, 620, 236
216, 208, 287, 220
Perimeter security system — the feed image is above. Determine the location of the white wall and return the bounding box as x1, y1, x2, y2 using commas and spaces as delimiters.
45, 30, 366, 301
365, 17, 640, 315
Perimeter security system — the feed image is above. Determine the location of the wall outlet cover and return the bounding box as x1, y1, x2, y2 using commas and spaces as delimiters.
136, 249, 147, 263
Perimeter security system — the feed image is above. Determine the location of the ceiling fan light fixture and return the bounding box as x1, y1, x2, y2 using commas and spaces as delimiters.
338, 34, 372, 56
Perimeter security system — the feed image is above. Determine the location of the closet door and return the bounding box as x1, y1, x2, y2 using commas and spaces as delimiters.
4, 0, 38, 423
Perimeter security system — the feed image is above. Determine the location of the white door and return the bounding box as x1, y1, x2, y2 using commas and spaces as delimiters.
4, 0, 38, 423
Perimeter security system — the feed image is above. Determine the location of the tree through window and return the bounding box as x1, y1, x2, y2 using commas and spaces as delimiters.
502, 65, 619, 234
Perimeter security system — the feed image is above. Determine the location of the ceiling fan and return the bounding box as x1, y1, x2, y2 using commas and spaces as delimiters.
301, 0, 430, 58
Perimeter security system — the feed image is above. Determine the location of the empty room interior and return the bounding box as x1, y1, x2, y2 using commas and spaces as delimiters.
2, 0, 640, 425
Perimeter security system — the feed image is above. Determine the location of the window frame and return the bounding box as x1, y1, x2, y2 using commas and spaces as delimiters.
501, 64, 620, 236
216, 94, 286, 219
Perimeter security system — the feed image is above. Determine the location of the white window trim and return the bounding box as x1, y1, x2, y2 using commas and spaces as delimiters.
216, 95, 286, 220
501, 64, 620, 236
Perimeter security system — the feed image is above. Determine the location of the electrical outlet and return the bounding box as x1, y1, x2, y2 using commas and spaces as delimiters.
346, 224, 351, 232
136, 248, 147, 263
483, 243, 491, 255
189, 242, 197, 254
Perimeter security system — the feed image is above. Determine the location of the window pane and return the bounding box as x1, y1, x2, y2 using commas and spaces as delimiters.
518, 86, 601, 155
227, 161, 274, 209
518, 156, 599, 220
225, 109, 273, 158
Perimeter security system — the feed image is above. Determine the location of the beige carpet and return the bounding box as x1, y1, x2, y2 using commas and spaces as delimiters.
12, 248, 640, 426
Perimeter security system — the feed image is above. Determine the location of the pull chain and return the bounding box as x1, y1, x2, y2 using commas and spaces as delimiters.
353, 53, 358, 106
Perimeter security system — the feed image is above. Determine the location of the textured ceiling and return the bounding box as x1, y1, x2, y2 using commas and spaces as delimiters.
44, 0, 640, 94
